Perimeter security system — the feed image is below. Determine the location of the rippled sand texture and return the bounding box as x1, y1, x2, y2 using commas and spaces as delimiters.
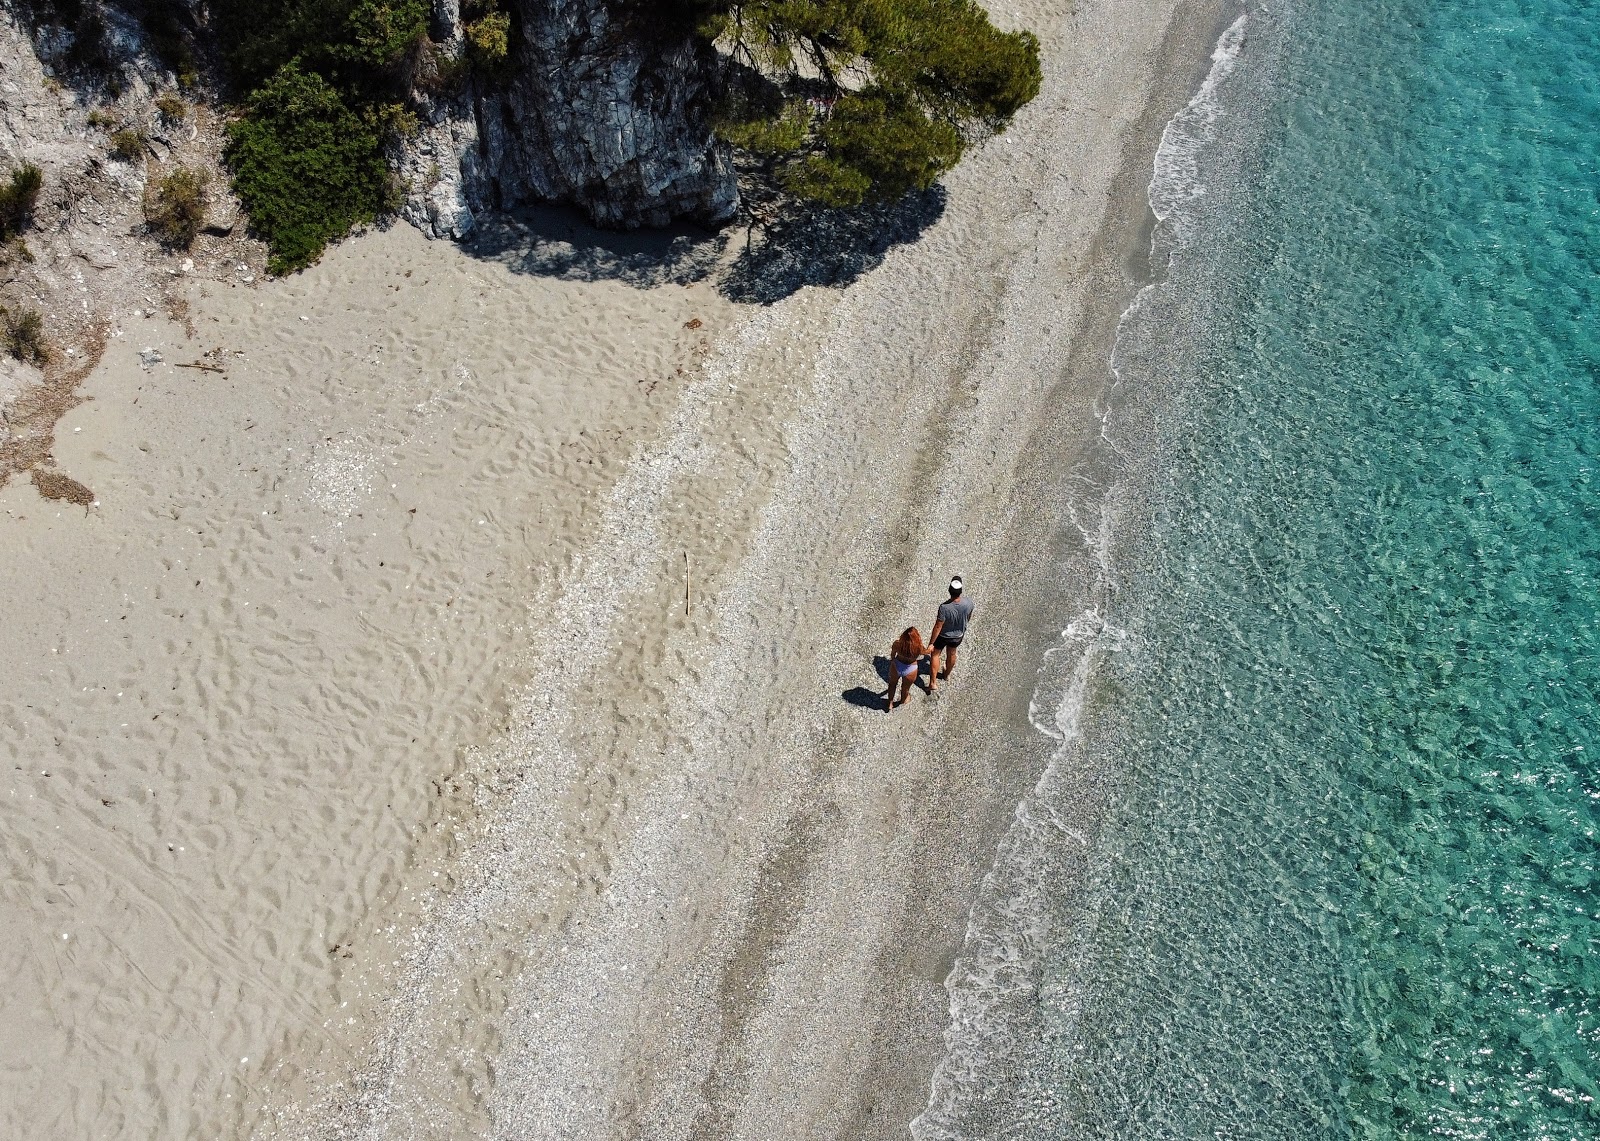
239, 0, 1221, 1137
0, 0, 1220, 1134
0, 227, 730, 1138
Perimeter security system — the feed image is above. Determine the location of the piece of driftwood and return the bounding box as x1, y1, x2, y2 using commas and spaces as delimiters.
685, 550, 692, 616
176, 361, 225, 373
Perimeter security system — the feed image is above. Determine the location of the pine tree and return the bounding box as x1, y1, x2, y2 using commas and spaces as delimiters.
698, 0, 1042, 206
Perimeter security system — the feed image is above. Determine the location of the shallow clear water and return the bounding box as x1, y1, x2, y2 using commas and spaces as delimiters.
919, 0, 1600, 1137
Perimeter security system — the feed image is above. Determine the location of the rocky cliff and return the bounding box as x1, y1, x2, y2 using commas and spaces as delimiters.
0, 3, 258, 498
0, 0, 738, 494
402, 0, 739, 240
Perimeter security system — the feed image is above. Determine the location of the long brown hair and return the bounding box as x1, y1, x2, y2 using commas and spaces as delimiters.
893, 626, 926, 659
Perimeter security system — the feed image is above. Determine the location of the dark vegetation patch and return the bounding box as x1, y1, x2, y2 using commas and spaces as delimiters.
223, 65, 397, 274
144, 165, 209, 247
134, 0, 202, 87
695, 0, 1043, 209
212, 0, 429, 90
211, 0, 434, 271
0, 163, 44, 238
20, 0, 202, 88
32, 467, 96, 506
61, 2, 114, 76
2, 306, 48, 363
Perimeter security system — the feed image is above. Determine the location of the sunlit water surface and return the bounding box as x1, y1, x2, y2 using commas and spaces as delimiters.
920, 0, 1600, 1137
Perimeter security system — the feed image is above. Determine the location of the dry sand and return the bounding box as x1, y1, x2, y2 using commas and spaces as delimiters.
0, 0, 1228, 1135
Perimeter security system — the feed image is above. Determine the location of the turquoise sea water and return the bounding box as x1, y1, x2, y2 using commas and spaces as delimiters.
919, 0, 1599, 1137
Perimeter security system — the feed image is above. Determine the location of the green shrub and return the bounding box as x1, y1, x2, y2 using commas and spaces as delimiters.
0, 163, 44, 237
155, 91, 188, 124
464, 11, 511, 73
110, 128, 147, 161
716, 98, 808, 157
1, 306, 47, 364
225, 64, 394, 273
211, 0, 426, 271
212, 0, 428, 89
704, 0, 1041, 208
144, 165, 209, 247
337, 0, 429, 70
787, 91, 964, 205
86, 107, 119, 129
366, 101, 419, 140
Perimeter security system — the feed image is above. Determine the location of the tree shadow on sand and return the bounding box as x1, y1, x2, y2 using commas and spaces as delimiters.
464, 205, 730, 288
462, 187, 947, 305
719, 187, 947, 304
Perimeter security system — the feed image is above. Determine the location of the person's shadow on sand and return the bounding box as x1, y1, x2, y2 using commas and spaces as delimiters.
842, 655, 928, 710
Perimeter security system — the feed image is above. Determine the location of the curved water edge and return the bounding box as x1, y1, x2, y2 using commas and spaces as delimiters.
921, 0, 1600, 1134
912, 13, 1257, 1138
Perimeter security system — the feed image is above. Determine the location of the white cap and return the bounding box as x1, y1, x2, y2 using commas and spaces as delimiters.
950, 576, 963, 592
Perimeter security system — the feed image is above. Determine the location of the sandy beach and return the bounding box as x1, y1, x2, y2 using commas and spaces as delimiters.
0, 0, 1228, 1135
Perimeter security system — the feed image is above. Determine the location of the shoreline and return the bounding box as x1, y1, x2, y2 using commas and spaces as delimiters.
1, 0, 1233, 1135
912, 4, 1247, 1132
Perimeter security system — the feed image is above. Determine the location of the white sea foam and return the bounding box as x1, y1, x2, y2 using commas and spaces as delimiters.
912, 15, 1251, 1139
1150, 15, 1250, 235
911, 539, 1128, 1141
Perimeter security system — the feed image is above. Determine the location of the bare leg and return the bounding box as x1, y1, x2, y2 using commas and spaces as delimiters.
942, 643, 959, 680
927, 647, 943, 692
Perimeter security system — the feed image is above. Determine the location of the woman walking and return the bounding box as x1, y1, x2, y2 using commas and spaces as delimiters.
887, 627, 928, 712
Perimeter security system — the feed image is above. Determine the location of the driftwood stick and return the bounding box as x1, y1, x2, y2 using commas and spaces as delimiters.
684, 550, 692, 617
175, 361, 225, 373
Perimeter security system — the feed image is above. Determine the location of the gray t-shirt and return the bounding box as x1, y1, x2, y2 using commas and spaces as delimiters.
937, 596, 973, 642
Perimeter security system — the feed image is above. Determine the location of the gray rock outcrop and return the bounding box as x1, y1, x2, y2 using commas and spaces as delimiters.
401, 0, 738, 240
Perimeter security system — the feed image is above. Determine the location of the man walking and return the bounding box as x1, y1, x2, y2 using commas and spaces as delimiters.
928, 576, 973, 693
